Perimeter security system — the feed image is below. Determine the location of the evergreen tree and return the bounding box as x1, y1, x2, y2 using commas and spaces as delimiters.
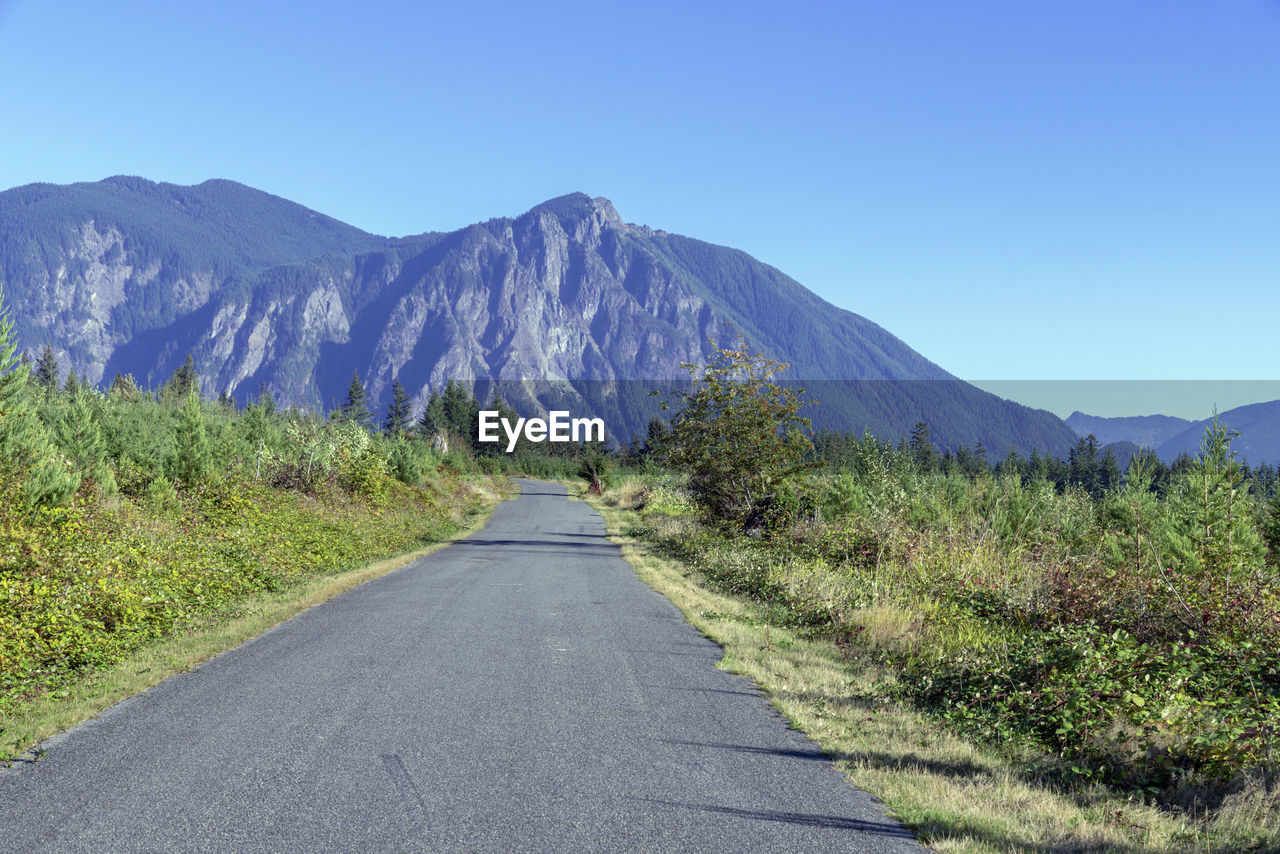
1099, 448, 1122, 494
1128, 448, 1170, 496
109, 372, 141, 401
1263, 490, 1280, 558
341, 369, 373, 428
642, 416, 671, 461
994, 448, 1025, 481
0, 288, 79, 507
387, 438, 423, 486
441, 380, 479, 443
54, 390, 116, 496
162, 354, 198, 402
256, 381, 276, 415
1166, 417, 1266, 577
34, 343, 58, 395
383, 378, 412, 436
955, 445, 980, 479
1103, 453, 1170, 576
1068, 434, 1103, 497
168, 391, 215, 488
417, 390, 444, 437
63, 369, 80, 398
477, 391, 519, 455
909, 421, 935, 472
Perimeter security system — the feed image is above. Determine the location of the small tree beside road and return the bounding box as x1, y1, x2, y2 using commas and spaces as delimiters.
664, 337, 813, 528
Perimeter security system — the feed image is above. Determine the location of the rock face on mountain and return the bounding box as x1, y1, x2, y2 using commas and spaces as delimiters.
0, 178, 1078, 454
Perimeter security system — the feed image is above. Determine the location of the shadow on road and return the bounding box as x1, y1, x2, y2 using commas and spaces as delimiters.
633, 798, 919, 839
650, 737, 831, 763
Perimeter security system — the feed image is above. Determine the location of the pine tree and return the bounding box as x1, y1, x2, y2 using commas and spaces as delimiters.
341, 369, 372, 428
162, 355, 198, 402
383, 378, 412, 436
54, 390, 116, 496
417, 391, 445, 437
63, 369, 80, 398
1099, 448, 1122, 494
168, 391, 214, 488
441, 380, 479, 442
34, 343, 58, 395
1069, 434, 1103, 497
387, 438, 423, 486
0, 288, 80, 507
1103, 453, 1170, 575
109, 372, 141, 401
909, 421, 935, 472
1168, 417, 1266, 574
1263, 490, 1280, 558
642, 416, 670, 461
256, 381, 276, 415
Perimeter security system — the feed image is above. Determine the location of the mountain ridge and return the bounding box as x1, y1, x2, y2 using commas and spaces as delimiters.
1067, 403, 1280, 465
1065, 411, 1192, 448
0, 177, 1077, 454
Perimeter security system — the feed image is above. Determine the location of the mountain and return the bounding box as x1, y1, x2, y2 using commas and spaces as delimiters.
1066, 404, 1280, 465
1065, 411, 1192, 448
0, 176, 391, 384
1155, 401, 1280, 465
1102, 441, 1141, 473
0, 178, 1078, 455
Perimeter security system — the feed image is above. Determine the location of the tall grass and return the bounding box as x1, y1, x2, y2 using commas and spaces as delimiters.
608, 441, 1280, 838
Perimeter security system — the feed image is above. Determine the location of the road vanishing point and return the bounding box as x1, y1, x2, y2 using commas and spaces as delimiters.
0, 480, 925, 853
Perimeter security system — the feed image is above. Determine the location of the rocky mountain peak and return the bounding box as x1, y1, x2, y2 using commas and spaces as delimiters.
589, 196, 621, 224
0, 177, 1081, 455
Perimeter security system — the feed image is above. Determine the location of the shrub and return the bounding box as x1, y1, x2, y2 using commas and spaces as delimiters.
664, 338, 813, 528
387, 439, 424, 486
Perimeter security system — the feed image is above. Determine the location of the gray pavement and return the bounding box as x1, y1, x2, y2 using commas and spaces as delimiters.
0, 479, 926, 853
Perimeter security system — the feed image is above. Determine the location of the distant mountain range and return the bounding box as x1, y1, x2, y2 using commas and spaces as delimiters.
0, 176, 1078, 454
1067, 403, 1280, 465
1064, 411, 1192, 449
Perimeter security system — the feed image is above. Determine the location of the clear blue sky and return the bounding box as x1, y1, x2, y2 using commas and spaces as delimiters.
2, 1, 1277, 418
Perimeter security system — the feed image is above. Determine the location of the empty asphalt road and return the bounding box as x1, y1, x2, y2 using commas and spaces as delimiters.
0, 480, 924, 853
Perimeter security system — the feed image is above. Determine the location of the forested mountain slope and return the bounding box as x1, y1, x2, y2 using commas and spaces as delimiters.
0, 179, 1076, 454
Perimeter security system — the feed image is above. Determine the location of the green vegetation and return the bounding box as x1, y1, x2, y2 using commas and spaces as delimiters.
0, 291, 504, 751
602, 342, 1280, 850
4, 181, 1084, 456
663, 337, 813, 526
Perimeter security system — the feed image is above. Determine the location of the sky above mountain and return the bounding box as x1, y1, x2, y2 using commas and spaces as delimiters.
1, 1, 1277, 417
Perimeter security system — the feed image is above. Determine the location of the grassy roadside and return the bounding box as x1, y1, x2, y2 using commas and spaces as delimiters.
1, 477, 511, 761
584, 483, 1277, 853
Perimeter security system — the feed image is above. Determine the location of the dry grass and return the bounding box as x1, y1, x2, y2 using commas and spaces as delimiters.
590, 494, 1279, 853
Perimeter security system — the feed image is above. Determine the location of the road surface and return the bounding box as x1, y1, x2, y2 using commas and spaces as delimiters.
0, 480, 924, 853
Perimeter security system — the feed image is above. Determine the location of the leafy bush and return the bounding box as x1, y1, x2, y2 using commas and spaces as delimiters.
663, 337, 813, 527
